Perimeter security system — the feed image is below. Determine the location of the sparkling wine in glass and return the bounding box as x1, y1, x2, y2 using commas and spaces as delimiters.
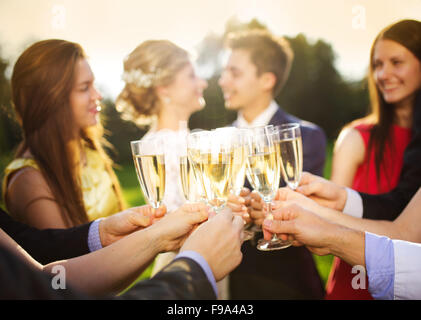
200, 130, 233, 212
277, 123, 303, 190
131, 138, 166, 209
246, 131, 291, 250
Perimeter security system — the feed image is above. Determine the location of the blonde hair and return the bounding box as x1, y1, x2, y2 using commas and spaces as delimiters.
116, 40, 190, 126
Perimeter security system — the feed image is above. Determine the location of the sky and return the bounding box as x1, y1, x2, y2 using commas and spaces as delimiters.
0, 0, 420, 98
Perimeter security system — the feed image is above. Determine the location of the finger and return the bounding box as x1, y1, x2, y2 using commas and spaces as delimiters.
272, 203, 300, 221
279, 233, 288, 241
242, 212, 252, 224
216, 207, 234, 221
183, 202, 209, 213
275, 187, 294, 201
271, 200, 283, 211
263, 218, 296, 235
129, 206, 154, 226
249, 208, 265, 221
296, 180, 325, 196
250, 198, 263, 211
153, 205, 167, 218
298, 172, 315, 186
131, 210, 153, 227
262, 227, 273, 241
250, 191, 262, 201
240, 187, 251, 197
232, 215, 245, 232
227, 201, 247, 213
227, 193, 245, 205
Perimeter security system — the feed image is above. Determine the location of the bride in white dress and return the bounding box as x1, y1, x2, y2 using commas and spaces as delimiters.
117, 40, 232, 299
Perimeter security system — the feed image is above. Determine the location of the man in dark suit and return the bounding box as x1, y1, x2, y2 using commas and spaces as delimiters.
218, 29, 326, 299
296, 90, 421, 221
0, 205, 244, 299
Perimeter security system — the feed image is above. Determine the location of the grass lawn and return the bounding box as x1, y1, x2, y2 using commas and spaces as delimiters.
115, 142, 335, 292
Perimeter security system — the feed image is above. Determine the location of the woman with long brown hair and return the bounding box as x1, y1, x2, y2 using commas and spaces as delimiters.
2, 39, 125, 228
326, 19, 421, 299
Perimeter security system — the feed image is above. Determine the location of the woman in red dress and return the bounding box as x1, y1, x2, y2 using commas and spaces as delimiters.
326, 19, 421, 299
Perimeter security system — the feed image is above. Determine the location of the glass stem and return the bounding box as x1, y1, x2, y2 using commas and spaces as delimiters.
267, 201, 279, 242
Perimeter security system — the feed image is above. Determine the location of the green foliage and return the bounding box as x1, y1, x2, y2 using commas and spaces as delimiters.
192, 17, 370, 140
278, 35, 370, 139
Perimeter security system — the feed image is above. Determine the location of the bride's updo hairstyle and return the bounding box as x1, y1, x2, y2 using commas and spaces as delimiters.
116, 40, 190, 126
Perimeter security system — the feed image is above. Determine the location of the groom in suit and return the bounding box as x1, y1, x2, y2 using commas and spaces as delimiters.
218, 29, 327, 299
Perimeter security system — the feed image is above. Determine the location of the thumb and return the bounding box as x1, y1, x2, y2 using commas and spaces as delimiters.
296, 181, 321, 196
263, 218, 296, 235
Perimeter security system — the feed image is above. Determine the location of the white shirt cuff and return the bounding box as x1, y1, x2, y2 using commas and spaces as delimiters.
343, 187, 363, 218
393, 239, 421, 300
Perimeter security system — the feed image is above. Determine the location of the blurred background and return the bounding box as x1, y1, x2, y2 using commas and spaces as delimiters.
1, 0, 420, 284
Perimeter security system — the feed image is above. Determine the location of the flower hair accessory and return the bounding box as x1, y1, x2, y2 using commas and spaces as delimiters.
122, 67, 161, 88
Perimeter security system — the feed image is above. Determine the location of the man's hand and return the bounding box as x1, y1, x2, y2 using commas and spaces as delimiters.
99, 205, 167, 247
296, 172, 348, 211
272, 187, 324, 213
247, 191, 267, 226
180, 207, 244, 281
227, 188, 251, 224
262, 203, 339, 256
148, 202, 211, 252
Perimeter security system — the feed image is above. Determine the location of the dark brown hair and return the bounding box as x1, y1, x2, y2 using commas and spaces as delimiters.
226, 29, 294, 97
11, 39, 124, 227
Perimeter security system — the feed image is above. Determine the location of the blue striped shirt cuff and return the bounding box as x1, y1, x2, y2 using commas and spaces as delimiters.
365, 232, 394, 299
175, 251, 218, 297
87, 219, 103, 252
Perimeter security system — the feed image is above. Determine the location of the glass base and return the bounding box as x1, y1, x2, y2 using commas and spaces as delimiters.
256, 238, 292, 251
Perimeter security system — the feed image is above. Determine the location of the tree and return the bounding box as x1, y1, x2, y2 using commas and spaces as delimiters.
191, 17, 369, 139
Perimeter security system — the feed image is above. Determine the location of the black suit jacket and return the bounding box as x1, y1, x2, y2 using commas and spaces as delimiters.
0, 243, 215, 300
230, 107, 327, 299
361, 91, 421, 220
0, 208, 90, 264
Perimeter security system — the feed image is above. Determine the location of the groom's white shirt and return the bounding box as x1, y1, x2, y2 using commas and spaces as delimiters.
236, 100, 278, 128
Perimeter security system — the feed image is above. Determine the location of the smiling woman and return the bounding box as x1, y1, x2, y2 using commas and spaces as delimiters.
2, 39, 125, 229
70, 59, 103, 130
328, 19, 421, 300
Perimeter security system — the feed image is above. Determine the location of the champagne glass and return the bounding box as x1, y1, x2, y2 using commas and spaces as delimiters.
245, 131, 291, 250
199, 130, 233, 212
216, 127, 254, 240
228, 128, 250, 196
277, 123, 303, 190
245, 125, 275, 233
178, 138, 202, 203
130, 138, 166, 209
187, 130, 209, 203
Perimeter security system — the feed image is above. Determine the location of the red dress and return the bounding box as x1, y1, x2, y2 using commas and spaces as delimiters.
325, 123, 412, 300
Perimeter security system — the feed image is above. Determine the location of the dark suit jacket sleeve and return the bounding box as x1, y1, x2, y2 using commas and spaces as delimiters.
301, 123, 327, 177
0, 208, 91, 264
121, 257, 217, 300
361, 91, 421, 220
0, 243, 89, 299
0, 243, 215, 300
